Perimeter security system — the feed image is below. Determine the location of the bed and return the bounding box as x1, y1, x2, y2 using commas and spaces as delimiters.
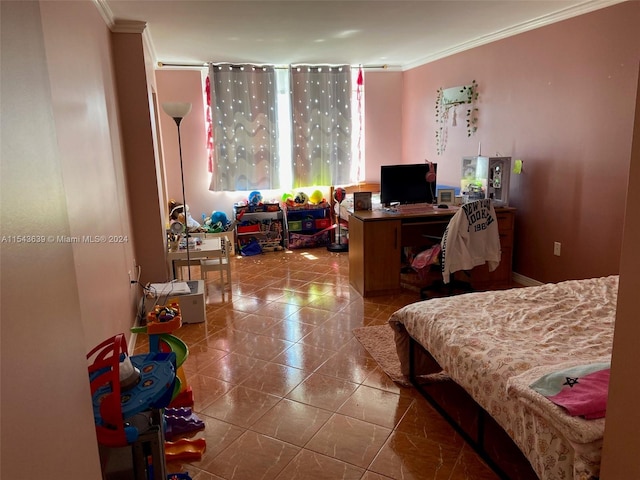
389, 275, 618, 480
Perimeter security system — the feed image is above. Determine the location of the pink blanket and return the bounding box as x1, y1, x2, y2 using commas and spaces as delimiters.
529, 363, 610, 420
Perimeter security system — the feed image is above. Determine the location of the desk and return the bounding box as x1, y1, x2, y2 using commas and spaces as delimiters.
167, 237, 222, 280
348, 206, 515, 297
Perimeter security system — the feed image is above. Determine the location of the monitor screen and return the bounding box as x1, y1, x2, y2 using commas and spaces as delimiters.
380, 163, 437, 206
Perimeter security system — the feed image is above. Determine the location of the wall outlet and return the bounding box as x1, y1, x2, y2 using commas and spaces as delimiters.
553, 242, 561, 256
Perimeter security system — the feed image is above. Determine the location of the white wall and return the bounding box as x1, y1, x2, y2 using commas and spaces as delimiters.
600, 62, 640, 479
1, 0, 151, 476
40, 0, 139, 348
0, 2, 103, 477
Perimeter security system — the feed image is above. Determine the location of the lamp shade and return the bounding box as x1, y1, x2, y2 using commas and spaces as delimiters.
162, 102, 192, 119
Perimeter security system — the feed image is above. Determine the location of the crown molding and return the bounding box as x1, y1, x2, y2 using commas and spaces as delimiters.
142, 27, 158, 64
92, 0, 114, 29
402, 0, 627, 71
111, 19, 147, 34
93, 0, 146, 33
94, 0, 155, 62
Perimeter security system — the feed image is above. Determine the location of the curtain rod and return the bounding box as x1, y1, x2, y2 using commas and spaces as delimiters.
157, 61, 388, 70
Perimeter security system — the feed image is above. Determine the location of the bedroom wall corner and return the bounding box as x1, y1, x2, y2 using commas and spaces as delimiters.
155, 69, 210, 220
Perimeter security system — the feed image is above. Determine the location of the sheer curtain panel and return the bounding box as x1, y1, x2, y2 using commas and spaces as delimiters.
290, 65, 353, 187
209, 64, 280, 191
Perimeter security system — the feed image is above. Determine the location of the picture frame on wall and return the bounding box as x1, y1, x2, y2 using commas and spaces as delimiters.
353, 191, 372, 211
437, 188, 456, 205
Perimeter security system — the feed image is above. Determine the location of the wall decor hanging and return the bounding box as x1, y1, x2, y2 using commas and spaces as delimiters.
435, 80, 479, 155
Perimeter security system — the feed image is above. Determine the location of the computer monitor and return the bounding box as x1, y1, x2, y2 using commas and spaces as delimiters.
380, 163, 437, 206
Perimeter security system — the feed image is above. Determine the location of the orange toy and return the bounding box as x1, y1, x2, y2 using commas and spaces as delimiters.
165, 438, 207, 462
146, 302, 182, 334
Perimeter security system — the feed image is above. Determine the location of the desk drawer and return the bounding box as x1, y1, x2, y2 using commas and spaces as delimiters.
496, 212, 513, 232
496, 211, 514, 248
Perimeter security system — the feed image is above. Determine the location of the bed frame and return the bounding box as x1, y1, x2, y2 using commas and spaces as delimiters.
408, 332, 538, 480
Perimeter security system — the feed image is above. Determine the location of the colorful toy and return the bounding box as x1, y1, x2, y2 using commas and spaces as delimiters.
248, 190, 262, 205
294, 191, 309, 204
131, 315, 204, 478
309, 189, 324, 204
165, 438, 207, 463
130, 324, 190, 405
211, 210, 229, 227
168, 474, 193, 480
145, 302, 182, 335
87, 334, 177, 448
164, 407, 205, 440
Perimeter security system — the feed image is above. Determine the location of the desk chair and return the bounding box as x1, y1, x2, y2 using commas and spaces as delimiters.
200, 235, 232, 296
417, 199, 501, 300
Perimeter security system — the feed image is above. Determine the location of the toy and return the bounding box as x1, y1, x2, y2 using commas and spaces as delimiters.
165, 438, 207, 462
130, 326, 191, 405
87, 334, 177, 448
168, 199, 201, 230
211, 210, 228, 226
167, 474, 193, 480
145, 302, 182, 335
309, 189, 324, 204
203, 210, 231, 233
294, 191, 309, 204
164, 407, 205, 440
248, 190, 262, 205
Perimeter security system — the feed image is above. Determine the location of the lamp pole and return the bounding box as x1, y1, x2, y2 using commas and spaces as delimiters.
162, 103, 193, 280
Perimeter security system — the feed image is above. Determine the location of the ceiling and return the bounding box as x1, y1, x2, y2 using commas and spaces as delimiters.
100, 0, 623, 70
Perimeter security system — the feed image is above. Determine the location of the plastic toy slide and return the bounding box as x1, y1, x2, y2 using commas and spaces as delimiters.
158, 334, 188, 368
164, 438, 207, 462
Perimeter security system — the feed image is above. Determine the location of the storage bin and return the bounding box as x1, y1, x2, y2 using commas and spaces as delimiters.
315, 218, 331, 229
289, 230, 330, 249
302, 219, 315, 230
237, 224, 260, 233
288, 220, 302, 231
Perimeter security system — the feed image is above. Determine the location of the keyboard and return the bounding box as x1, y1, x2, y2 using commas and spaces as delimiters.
396, 203, 434, 214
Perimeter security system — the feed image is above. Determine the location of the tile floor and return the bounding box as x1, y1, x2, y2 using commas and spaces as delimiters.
135, 247, 501, 480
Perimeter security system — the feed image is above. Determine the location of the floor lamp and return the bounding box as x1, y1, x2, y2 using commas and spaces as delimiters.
162, 102, 193, 280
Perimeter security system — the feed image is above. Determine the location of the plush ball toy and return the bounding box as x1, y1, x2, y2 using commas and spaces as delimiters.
309, 189, 323, 204
211, 211, 228, 226
281, 192, 293, 203
248, 190, 262, 205
294, 191, 309, 204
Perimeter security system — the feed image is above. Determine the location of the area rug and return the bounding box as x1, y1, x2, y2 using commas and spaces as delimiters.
352, 324, 451, 388
352, 324, 412, 387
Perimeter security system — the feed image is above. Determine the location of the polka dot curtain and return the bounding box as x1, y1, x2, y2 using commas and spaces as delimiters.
208, 64, 280, 191
290, 65, 353, 188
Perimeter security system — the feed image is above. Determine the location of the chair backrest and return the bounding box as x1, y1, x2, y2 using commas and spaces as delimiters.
440, 199, 501, 283
200, 234, 232, 269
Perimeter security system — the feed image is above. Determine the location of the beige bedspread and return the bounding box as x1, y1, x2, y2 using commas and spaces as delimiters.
389, 276, 618, 480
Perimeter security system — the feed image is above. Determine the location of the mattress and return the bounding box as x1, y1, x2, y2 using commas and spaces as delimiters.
389, 275, 618, 480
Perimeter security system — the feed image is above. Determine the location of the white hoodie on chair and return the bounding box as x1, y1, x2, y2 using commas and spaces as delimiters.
440, 199, 501, 284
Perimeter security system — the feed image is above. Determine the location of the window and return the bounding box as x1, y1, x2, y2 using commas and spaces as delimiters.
207, 64, 363, 191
